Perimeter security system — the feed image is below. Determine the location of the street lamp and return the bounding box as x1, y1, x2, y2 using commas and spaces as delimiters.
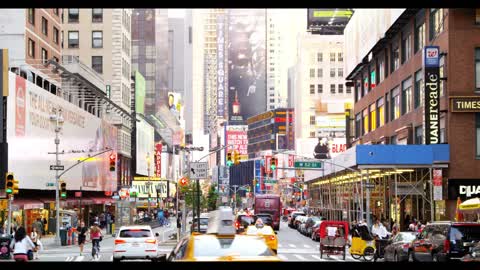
49, 108, 64, 246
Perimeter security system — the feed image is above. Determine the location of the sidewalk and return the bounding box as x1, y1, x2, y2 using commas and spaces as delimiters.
39, 227, 112, 249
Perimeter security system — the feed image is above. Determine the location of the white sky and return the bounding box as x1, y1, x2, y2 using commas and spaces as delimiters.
168, 9, 185, 18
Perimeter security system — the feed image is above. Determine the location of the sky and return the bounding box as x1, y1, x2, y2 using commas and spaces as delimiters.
168, 9, 185, 18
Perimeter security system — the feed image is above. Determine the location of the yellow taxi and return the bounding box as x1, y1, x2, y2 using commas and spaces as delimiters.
167, 207, 280, 262
244, 224, 278, 254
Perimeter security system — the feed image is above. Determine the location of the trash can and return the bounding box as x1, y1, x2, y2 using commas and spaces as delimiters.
60, 228, 67, 246
0, 234, 12, 260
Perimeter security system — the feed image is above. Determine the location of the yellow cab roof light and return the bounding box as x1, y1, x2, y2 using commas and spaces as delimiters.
206, 207, 236, 236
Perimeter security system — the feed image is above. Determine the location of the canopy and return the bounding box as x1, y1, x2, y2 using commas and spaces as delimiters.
459, 197, 480, 214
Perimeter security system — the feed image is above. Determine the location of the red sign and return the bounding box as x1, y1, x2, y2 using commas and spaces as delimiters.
226, 126, 248, 157
154, 143, 162, 177
15, 76, 26, 137
433, 169, 442, 186
265, 155, 272, 174
288, 155, 295, 167
104, 191, 112, 196
75, 192, 82, 198
119, 188, 129, 199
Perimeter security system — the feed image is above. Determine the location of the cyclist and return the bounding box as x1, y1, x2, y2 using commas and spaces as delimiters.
90, 222, 102, 260
157, 209, 165, 226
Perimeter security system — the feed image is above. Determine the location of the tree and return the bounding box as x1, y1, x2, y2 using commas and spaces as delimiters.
206, 184, 219, 211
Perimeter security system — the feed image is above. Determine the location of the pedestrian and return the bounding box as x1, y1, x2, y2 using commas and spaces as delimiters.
89, 222, 102, 260
33, 218, 43, 237
30, 227, 40, 260
42, 216, 48, 235
77, 221, 88, 256
10, 226, 35, 262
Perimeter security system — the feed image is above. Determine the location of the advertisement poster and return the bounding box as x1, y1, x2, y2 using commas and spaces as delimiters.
136, 116, 154, 176
131, 180, 169, 198
433, 169, 442, 201
227, 9, 266, 125
226, 125, 248, 160
135, 71, 146, 114
7, 72, 118, 191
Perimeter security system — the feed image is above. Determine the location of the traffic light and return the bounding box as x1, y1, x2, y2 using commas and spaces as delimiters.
233, 150, 240, 165
109, 153, 116, 171
13, 179, 19, 195
270, 157, 277, 171
179, 177, 188, 187
5, 173, 14, 195
60, 181, 67, 199
226, 151, 234, 167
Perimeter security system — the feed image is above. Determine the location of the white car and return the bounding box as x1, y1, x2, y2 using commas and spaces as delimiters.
113, 225, 161, 262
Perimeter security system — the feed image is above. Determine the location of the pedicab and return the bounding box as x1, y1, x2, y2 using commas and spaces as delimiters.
318, 221, 349, 260
349, 223, 376, 261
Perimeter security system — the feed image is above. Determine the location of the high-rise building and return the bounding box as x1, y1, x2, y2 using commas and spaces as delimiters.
266, 11, 287, 110
62, 8, 133, 183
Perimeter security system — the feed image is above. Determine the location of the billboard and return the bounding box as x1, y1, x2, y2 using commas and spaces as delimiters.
135, 71, 146, 114
423, 46, 440, 144
136, 115, 155, 175
217, 14, 226, 117
131, 179, 169, 198
7, 72, 118, 191
307, 9, 353, 34
225, 125, 248, 160
227, 9, 266, 125
167, 91, 183, 121
315, 114, 347, 138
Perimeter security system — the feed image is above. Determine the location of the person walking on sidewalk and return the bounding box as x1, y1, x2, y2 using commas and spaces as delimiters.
89, 222, 102, 260
77, 221, 88, 256
30, 227, 40, 260
10, 226, 35, 262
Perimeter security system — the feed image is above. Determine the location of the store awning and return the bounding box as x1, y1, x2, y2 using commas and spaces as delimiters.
11, 199, 44, 210
88, 197, 114, 205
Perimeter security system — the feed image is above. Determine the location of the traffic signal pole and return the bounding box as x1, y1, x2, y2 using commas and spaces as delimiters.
54, 109, 61, 246
7, 194, 12, 234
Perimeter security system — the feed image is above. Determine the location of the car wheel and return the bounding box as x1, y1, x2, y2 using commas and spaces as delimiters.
432, 253, 439, 262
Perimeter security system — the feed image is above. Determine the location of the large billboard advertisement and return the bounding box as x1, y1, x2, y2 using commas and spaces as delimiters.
135, 70, 146, 115
136, 115, 155, 175
225, 125, 248, 160
7, 73, 118, 191
307, 9, 353, 34
227, 9, 266, 125
315, 114, 347, 138
217, 14, 226, 118
167, 91, 183, 121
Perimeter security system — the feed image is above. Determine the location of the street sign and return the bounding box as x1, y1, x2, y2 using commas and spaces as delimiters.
364, 183, 375, 189
75, 192, 82, 198
294, 161, 322, 169
45, 182, 55, 187
112, 195, 120, 200
264, 179, 278, 184
50, 165, 64, 170
190, 162, 208, 179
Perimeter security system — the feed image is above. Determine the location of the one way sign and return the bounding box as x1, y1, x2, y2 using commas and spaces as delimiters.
190, 162, 208, 179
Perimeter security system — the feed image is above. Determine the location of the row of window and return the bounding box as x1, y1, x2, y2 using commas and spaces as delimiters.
122, 58, 131, 79
68, 8, 103, 23
67, 31, 104, 48
121, 83, 130, 107
122, 33, 131, 57
314, 52, 343, 63
355, 9, 447, 102
309, 84, 351, 94
309, 68, 344, 78
27, 9, 61, 47
27, 38, 59, 64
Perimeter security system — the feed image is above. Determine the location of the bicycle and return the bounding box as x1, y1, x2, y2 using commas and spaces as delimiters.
91, 239, 101, 261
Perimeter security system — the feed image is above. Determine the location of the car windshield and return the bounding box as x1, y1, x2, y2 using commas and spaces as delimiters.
239, 216, 255, 226
450, 226, 480, 242
119, 229, 152, 238
257, 215, 272, 222
194, 236, 274, 257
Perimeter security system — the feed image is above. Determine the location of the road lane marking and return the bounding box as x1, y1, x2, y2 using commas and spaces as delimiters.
65, 256, 74, 261
278, 243, 282, 247
293, 254, 307, 261
311, 255, 321, 260
278, 248, 318, 254
110, 255, 113, 261
288, 244, 296, 248
303, 244, 311, 248
75, 256, 84, 261
277, 254, 288, 261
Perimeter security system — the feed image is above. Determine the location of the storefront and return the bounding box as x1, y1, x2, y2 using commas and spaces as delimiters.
448, 179, 480, 221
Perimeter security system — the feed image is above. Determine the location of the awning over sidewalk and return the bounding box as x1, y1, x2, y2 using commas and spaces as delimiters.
11, 199, 44, 210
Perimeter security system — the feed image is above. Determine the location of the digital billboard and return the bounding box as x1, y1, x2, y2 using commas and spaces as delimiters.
7, 72, 118, 191
227, 9, 267, 125
136, 115, 155, 176
167, 91, 182, 121
225, 125, 248, 160
135, 70, 146, 114
217, 14, 226, 118
307, 9, 353, 31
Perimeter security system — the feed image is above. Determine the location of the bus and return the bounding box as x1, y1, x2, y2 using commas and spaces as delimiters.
254, 194, 282, 230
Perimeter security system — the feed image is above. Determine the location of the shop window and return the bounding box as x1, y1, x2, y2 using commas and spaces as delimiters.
376, 97, 385, 128
475, 48, 480, 92
429, 9, 444, 40
415, 125, 423, 144
391, 86, 400, 121
476, 113, 480, 158
414, 69, 424, 108
363, 108, 369, 135
402, 77, 413, 115
310, 84, 315, 94
68, 8, 79, 23
317, 84, 323, 94
370, 103, 376, 131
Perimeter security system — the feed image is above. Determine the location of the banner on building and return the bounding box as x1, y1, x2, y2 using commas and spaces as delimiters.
154, 143, 162, 177
136, 115, 154, 176
423, 46, 440, 145
217, 14, 226, 117
433, 169, 442, 201
135, 71, 146, 114
226, 125, 248, 159
131, 180, 169, 198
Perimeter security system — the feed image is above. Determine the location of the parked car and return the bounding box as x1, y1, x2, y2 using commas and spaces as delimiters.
254, 213, 274, 228
383, 232, 417, 262
311, 221, 323, 241
190, 213, 209, 234
289, 211, 306, 229
113, 225, 161, 262
296, 216, 308, 233
410, 221, 480, 262
304, 216, 322, 237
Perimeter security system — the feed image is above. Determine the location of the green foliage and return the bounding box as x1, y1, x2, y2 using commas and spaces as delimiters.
207, 184, 219, 211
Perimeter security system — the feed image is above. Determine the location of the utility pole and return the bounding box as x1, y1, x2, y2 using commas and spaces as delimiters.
7, 194, 12, 235
50, 108, 64, 246
147, 153, 151, 215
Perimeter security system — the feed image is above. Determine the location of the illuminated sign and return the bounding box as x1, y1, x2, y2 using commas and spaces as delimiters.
154, 143, 162, 177
131, 180, 168, 198
450, 97, 480, 112
217, 14, 226, 117
423, 46, 440, 145
247, 111, 274, 125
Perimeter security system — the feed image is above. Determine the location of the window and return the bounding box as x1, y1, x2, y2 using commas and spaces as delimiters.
402, 77, 413, 115
338, 52, 343, 62
401, 33, 412, 63
92, 56, 103, 74
338, 68, 343, 77
477, 114, 480, 158
430, 9, 444, 40
355, 113, 361, 138
476, 49, 480, 91
414, 10, 426, 53
28, 39, 35, 57
370, 103, 376, 131
310, 68, 315, 78
42, 17, 48, 36
317, 52, 323, 62
385, 93, 390, 123
92, 31, 103, 48
330, 84, 335, 94
476, 9, 480, 24
363, 108, 369, 135
330, 52, 335, 62
28, 9, 35, 25
378, 56, 385, 83
363, 73, 369, 95
391, 42, 400, 72
317, 84, 323, 93
330, 68, 335, 78
391, 87, 400, 120
310, 84, 315, 94
317, 68, 322, 78
338, 84, 344, 93
440, 55, 445, 96
310, 115, 316, 126
376, 98, 385, 128
53, 56, 59, 63
54, 8, 59, 16
68, 8, 79, 23
92, 8, 103, 23
41, 48, 48, 64
414, 69, 424, 108
53, 27, 59, 44
346, 86, 352, 94
415, 125, 423, 144
356, 80, 362, 101
370, 69, 377, 89
68, 31, 79, 48
310, 131, 316, 138
390, 135, 398, 145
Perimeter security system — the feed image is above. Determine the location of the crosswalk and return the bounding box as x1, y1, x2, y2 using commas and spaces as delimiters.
276, 243, 359, 262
